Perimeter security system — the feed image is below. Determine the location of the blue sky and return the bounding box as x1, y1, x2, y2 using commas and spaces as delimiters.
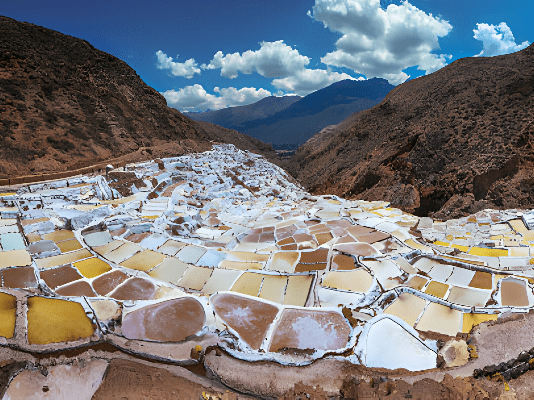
2, 0, 532, 111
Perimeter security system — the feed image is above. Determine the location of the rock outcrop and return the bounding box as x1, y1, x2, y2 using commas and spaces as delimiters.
291, 44, 534, 219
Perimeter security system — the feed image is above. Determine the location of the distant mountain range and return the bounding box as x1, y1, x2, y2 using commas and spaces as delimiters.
186, 78, 395, 145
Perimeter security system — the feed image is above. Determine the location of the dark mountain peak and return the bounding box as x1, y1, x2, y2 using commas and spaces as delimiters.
330, 77, 390, 88
248, 78, 396, 127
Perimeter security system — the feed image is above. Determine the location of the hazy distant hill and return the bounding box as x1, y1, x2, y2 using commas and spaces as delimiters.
185, 95, 301, 129
0, 16, 276, 177
291, 44, 534, 219
188, 78, 395, 145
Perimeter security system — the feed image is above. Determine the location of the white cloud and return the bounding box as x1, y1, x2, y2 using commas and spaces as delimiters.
161, 84, 272, 112
202, 40, 363, 96
309, 0, 453, 84
272, 69, 363, 96
156, 50, 201, 79
473, 23, 529, 57
201, 40, 310, 79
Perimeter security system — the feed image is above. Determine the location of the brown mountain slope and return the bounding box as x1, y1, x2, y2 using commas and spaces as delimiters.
0, 16, 275, 178
291, 44, 534, 219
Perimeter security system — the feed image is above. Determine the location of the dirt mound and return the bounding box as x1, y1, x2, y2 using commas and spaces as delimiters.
0, 16, 275, 178
291, 44, 534, 219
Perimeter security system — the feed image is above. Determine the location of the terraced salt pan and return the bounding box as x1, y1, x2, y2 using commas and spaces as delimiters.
0, 232, 25, 251
230, 272, 263, 296
56, 238, 84, 253
176, 245, 206, 264
73, 257, 112, 278
416, 303, 462, 337
211, 292, 279, 350
268, 252, 299, 273
359, 316, 436, 371
92, 239, 124, 256
2, 359, 108, 400
122, 297, 205, 342
92, 270, 130, 296
26, 296, 95, 345
498, 277, 531, 307
157, 239, 186, 256
40, 265, 84, 289
0, 249, 32, 268
0, 291, 16, 339
56, 280, 98, 297
330, 254, 356, 270
445, 267, 476, 287
148, 257, 189, 284
109, 277, 157, 301
7, 144, 534, 374
35, 249, 92, 269
178, 266, 213, 291
259, 275, 288, 303
446, 286, 491, 307
1, 266, 38, 288
104, 242, 143, 264
202, 268, 241, 295
120, 250, 166, 272
321, 270, 373, 293
268, 308, 351, 353
384, 293, 427, 326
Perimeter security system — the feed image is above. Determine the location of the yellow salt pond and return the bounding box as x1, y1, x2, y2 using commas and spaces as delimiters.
0, 292, 16, 339
73, 257, 112, 279
120, 250, 167, 272
27, 297, 95, 345
462, 313, 498, 333
56, 238, 84, 253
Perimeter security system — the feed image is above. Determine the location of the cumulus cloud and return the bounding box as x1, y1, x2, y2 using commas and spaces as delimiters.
473, 23, 530, 57
156, 50, 201, 79
202, 40, 363, 96
201, 40, 310, 79
161, 84, 272, 112
308, 0, 453, 84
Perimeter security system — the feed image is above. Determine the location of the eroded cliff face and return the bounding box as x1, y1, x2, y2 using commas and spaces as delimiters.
291, 44, 534, 219
0, 16, 276, 178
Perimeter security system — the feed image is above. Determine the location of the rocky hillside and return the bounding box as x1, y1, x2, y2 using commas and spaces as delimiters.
291, 44, 534, 219
189, 78, 394, 145
0, 16, 275, 178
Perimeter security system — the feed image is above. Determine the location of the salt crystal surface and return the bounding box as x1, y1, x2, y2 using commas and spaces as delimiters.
359, 315, 436, 371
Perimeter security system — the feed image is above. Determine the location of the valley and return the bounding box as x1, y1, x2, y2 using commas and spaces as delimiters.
1, 13, 533, 400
